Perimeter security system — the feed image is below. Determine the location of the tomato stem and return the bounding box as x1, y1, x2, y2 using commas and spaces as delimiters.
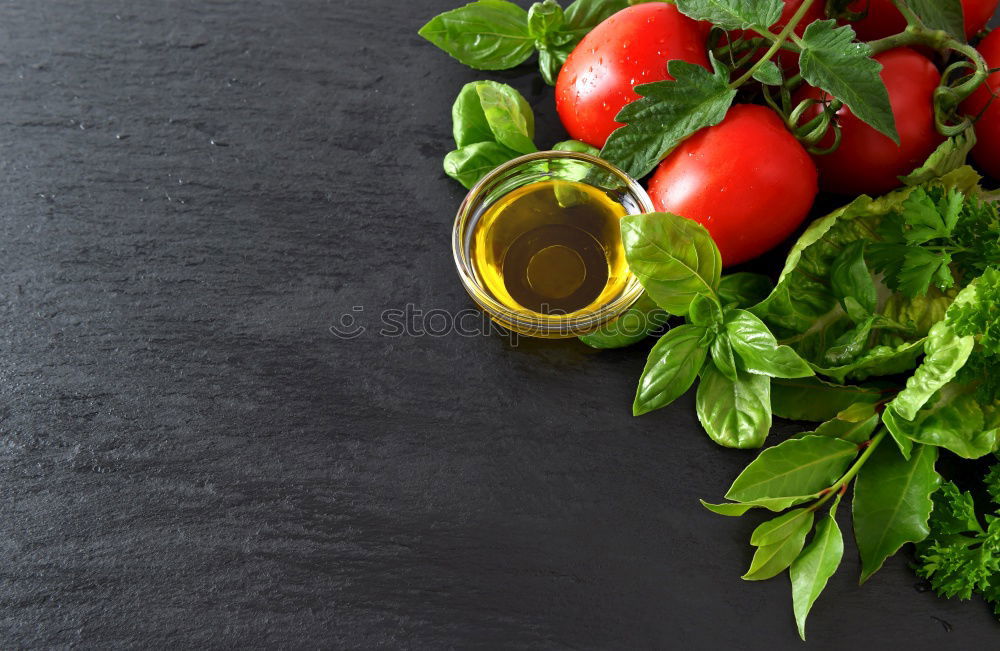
730, 0, 818, 89
863, 4, 990, 136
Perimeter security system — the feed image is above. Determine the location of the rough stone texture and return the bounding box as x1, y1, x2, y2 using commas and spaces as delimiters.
0, 0, 997, 647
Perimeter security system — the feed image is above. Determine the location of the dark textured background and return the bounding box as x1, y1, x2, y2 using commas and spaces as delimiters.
1, 0, 997, 647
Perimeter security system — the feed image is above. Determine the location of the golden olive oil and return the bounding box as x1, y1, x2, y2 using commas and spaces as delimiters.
471, 179, 630, 316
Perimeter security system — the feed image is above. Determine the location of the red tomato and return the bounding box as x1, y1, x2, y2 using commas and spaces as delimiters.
793, 48, 943, 195
962, 30, 1000, 178
730, 0, 826, 72
555, 3, 708, 148
646, 105, 818, 266
845, 0, 998, 41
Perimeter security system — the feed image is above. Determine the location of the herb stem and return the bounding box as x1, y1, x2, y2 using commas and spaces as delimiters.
730, 0, 817, 88
810, 429, 887, 512
865, 17, 989, 137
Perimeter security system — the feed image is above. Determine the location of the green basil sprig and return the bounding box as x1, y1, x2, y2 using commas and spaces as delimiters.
419, 0, 629, 85
621, 212, 812, 447
444, 81, 537, 189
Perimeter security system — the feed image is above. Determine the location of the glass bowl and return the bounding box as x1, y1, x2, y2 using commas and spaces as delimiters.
452, 150, 653, 338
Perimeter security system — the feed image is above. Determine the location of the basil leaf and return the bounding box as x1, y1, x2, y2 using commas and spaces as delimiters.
710, 333, 738, 381
718, 272, 774, 309
552, 139, 600, 156
536, 0, 628, 85
696, 364, 772, 449
688, 293, 724, 328
908, 0, 965, 42
579, 293, 668, 349
475, 81, 537, 154
853, 441, 940, 583
883, 384, 1000, 460
888, 320, 974, 420
675, 0, 783, 30
901, 130, 978, 186
725, 309, 814, 378
798, 20, 899, 144
744, 510, 814, 581
620, 212, 722, 316
527, 0, 564, 40
601, 55, 737, 179
538, 46, 571, 86
830, 241, 876, 316
563, 0, 629, 33
726, 435, 859, 503
790, 498, 844, 641
418, 0, 535, 71
771, 377, 883, 422
453, 82, 497, 148
634, 324, 709, 415
444, 141, 522, 189
445, 81, 537, 188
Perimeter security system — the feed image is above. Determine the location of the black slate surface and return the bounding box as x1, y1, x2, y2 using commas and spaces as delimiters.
1, 0, 998, 647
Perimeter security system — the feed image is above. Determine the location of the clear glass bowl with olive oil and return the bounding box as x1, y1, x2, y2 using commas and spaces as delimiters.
453, 151, 653, 338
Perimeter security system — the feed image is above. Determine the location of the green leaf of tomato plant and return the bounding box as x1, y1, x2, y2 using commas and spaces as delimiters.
620, 212, 722, 316
907, 0, 966, 42
600, 55, 737, 179
798, 20, 899, 144
853, 441, 940, 583
752, 59, 783, 86
675, 0, 783, 31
